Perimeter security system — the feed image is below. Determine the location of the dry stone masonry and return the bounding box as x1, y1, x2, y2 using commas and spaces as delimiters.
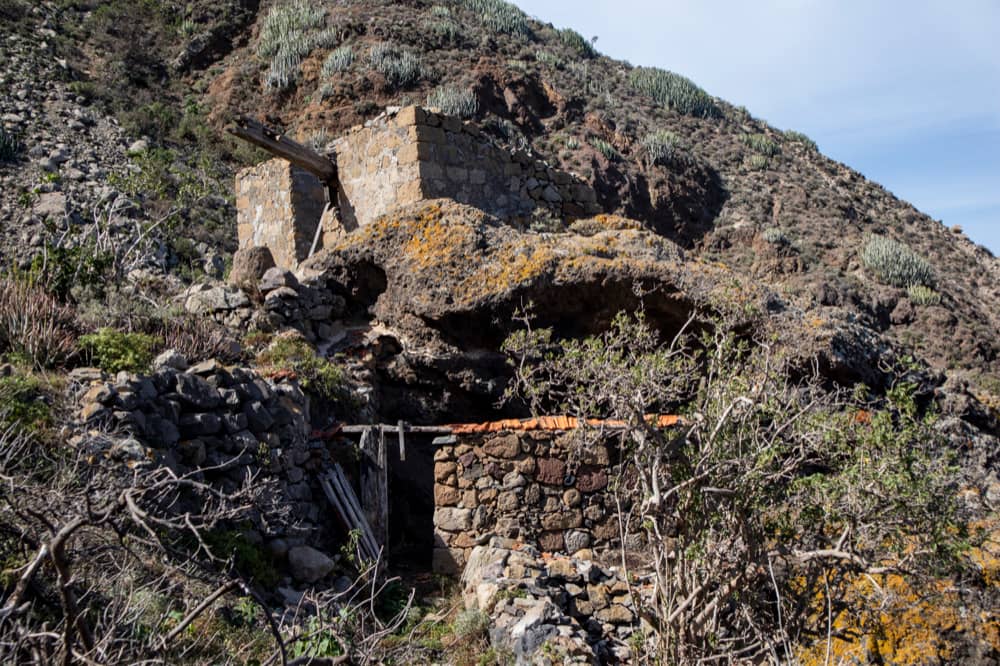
235, 106, 600, 268
432, 429, 623, 576
462, 541, 647, 664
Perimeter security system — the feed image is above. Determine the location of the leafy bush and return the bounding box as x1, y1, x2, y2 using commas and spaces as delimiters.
641, 130, 683, 166
0, 374, 51, 432
80, 328, 161, 374
257, 1, 327, 90
459, 0, 531, 37
740, 133, 780, 156
590, 137, 621, 161
255, 336, 344, 400
368, 42, 422, 90
426, 85, 478, 118
784, 129, 817, 151
628, 67, 718, 118
907, 284, 942, 306
862, 235, 936, 288
0, 277, 78, 369
558, 28, 596, 58
0, 126, 22, 162
321, 45, 354, 76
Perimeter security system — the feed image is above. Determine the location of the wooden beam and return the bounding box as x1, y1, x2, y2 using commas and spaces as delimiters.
339, 424, 454, 435
227, 115, 337, 184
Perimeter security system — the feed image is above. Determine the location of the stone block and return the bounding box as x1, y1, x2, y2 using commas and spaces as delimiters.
394, 105, 426, 127
434, 507, 473, 531
540, 510, 582, 530
536, 457, 567, 485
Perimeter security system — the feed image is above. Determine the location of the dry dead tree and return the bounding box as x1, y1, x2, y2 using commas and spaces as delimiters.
0, 416, 413, 665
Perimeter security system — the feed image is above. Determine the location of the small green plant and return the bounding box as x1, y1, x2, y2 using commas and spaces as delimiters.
255, 336, 345, 400
862, 235, 936, 288
79, 328, 160, 374
629, 66, 718, 118
0, 277, 78, 369
535, 49, 563, 69
589, 137, 621, 162
557, 28, 596, 58
257, 0, 327, 91
426, 85, 478, 118
907, 284, 942, 306
0, 126, 22, 162
321, 45, 354, 76
204, 529, 279, 588
642, 129, 683, 166
368, 42, 422, 90
428, 5, 463, 43
783, 129, 818, 151
459, 0, 531, 38
761, 227, 789, 245
290, 615, 344, 659
452, 609, 490, 639
745, 154, 769, 171
740, 133, 780, 156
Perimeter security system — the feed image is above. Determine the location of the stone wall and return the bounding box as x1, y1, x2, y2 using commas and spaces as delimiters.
432, 430, 621, 575
331, 106, 600, 229
462, 541, 644, 664
236, 159, 328, 269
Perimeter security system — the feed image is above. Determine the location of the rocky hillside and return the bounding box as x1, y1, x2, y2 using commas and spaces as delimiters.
1, 1, 998, 664
2, 0, 997, 395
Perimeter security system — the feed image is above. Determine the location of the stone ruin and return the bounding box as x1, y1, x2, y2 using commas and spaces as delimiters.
235, 106, 600, 269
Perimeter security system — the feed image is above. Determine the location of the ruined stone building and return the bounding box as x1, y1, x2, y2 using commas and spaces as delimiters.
235, 106, 600, 269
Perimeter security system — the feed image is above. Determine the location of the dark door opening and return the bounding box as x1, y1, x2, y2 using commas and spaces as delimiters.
386, 434, 436, 571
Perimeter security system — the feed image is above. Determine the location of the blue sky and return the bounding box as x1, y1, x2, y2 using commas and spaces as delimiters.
513, 0, 1000, 254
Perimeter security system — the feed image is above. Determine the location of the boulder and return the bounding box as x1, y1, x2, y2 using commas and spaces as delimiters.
185, 286, 250, 314
175, 373, 221, 409
260, 267, 299, 292
229, 246, 275, 289
287, 546, 336, 583
153, 349, 188, 371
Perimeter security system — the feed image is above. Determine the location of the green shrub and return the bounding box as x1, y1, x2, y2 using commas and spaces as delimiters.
628, 67, 718, 118
459, 0, 531, 37
321, 45, 354, 76
642, 130, 683, 166
0, 126, 22, 162
761, 227, 789, 245
426, 85, 478, 118
784, 129, 817, 151
452, 609, 490, 639
0, 374, 51, 432
0, 277, 78, 369
79, 328, 161, 374
368, 42, 422, 90
590, 137, 621, 162
428, 5, 463, 43
255, 337, 344, 401
558, 28, 596, 58
257, 0, 327, 90
746, 154, 769, 171
862, 236, 936, 288
204, 529, 279, 588
535, 49, 563, 69
907, 284, 942, 306
740, 133, 780, 156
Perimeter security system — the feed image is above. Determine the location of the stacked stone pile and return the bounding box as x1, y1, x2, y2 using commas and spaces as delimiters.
182, 264, 346, 342
432, 431, 625, 574
462, 541, 646, 665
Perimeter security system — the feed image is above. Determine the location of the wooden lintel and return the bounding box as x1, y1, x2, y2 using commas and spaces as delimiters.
339, 424, 454, 435
227, 115, 338, 184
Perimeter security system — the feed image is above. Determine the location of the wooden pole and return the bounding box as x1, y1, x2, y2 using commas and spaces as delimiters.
227, 115, 338, 184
